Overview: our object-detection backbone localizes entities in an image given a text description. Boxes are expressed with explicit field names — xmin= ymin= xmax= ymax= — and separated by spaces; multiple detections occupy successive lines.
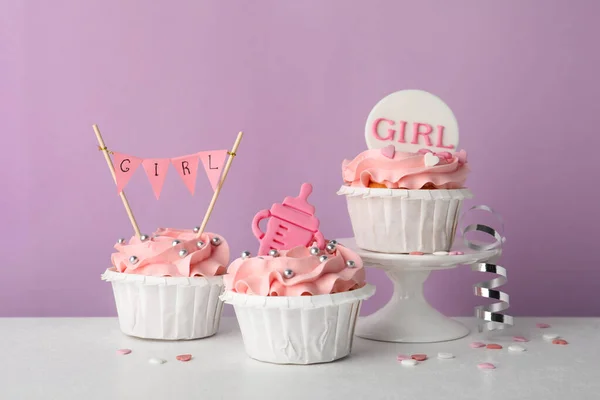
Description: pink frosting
xmin=342 ymin=148 xmax=469 ymax=189
xmin=224 ymin=244 xmax=365 ymax=296
xmin=111 ymin=228 xmax=229 ymax=277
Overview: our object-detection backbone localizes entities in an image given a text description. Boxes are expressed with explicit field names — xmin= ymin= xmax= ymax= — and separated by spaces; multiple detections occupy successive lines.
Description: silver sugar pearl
xmin=325 ymin=243 xmax=336 ymax=253
xmin=178 ymin=249 xmax=188 ymax=258
xmin=129 ymin=255 xmax=139 ymax=264
xmin=241 ymin=251 xmax=251 ymax=259
xmin=309 ymin=246 xmax=320 ymax=256
xmin=346 ymin=260 xmax=356 ymax=268
xmin=193 ymin=226 xmax=200 ymax=233
xmin=319 ymin=255 xmax=328 ymax=263
xmin=117 ymin=238 xmax=126 ymax=245
xmin=140 ymin=234 xmax=150 ymax=242
xmin=269 ymin=249 xmax=280 ymax=257
xmin=283 ymin=269 xmax=295 ymax=279
xmin=171 ymin=239 xmax=181 ymax=247
xmin=196 ymin=241 xmax=205 ymax=248
xmin=328 ymin=240 xmax=338 ymax=245
xmin=211 ymin=237 xmax=222 ymax=246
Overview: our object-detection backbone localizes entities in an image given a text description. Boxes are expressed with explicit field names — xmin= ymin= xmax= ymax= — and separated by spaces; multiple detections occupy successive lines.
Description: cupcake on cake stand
xmin=337 ymin=89 xmax=483 ymax=343
xmin=337 ymin=238 xmax=501 ymax=343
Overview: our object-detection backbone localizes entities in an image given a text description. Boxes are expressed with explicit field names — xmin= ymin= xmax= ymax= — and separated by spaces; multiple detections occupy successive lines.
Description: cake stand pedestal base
xmin=337 ymin=238 xmax=501 ymax=343
xmin=355 ymin=269 xmax=469 ymax=342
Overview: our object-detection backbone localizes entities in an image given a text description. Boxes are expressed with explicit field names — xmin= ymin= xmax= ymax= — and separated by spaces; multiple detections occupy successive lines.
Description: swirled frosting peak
xmin=111 ymin=228 xmax=229 ymax=277
xmin=342 ymin=148 xmax=469 ymax=189
xmin=224 ymin=244 xmax=365 ymax=296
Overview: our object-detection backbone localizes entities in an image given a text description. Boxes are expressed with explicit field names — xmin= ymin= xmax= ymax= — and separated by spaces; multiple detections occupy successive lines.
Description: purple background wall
xmin=2 ymin=1 xmax=598 ymax=317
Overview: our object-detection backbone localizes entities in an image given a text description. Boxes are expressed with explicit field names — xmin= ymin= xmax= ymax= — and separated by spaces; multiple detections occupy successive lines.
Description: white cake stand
xmin=337 ymin=237 xmax=501 ymax=343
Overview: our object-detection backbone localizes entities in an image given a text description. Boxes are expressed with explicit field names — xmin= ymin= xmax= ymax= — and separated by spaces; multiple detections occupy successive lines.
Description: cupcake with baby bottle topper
xmin=338 ymin=90 xmax=472 ymax=253
xmin=94 ymin=124 xmax=243 ymax=340
xmin=222 ymin=183 xmax=375 ymax=364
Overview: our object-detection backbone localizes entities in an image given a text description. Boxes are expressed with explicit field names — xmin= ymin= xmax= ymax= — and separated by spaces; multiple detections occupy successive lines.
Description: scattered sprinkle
xmin=470 ymin=342 xmax=486 ymax=348
xmin=536 ymin=323 xmax=551 ymax=329
xmin=409 ymin=251 xmax=425 ymax=256
xmin=116 ymin=349 xmax=132 ymax=355
xmin=437 ymin=352 xmax=455 ymax=359
xmin=543 ymin=333 xmax=559 ymax=341
xmin=433 ymin=251 xmax=449 ymax=256
xmin=478 ymin=362 xmax=496 ymax=370
xmin=552 ymin=339 xmax=568 ymax=345
xmin=148 ymin=358 xmax=166 ymax=365
xmin=486 ymin=344 xmax=503 ymax=350
xmin=513 ymin=336 xmax=529 ymax=342
xmin=449 ymin=251 xmax=464 ymax=255
xmin=401 ymin=359 xmax=418 ymax=367
xmin=508 ymin=345 xmax=527 ymax=352
xmin=176 ymin=354 xmax=192 ymax=362
xmin=397 ymin=354 xmax=411 ymax=361
xmin=411 ymin=354 xmax=428 ymax=361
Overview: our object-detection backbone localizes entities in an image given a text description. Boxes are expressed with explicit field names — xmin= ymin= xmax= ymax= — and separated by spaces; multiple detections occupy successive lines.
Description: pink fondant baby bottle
xmin=252 ymin=183 xmax=325 ymax=255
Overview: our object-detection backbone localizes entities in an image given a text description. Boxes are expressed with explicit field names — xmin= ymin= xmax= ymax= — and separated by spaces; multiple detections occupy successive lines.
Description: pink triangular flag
xmin=112 ymin=152 xmax=142 ymax=193
xmin=198 ymin=150 xmax=227 ymax=191
xmin=171 ymin=154 xmax=200 ymax=195
xmin=142 ymin=159 xmax=170 ymax=199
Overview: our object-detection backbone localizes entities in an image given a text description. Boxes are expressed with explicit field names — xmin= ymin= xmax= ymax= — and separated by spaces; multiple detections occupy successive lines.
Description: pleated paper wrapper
xmin=220 ymin=284 xmax=375 ymax=364
xmin=102 ymin=268 xmax=225 ymax=340
xmin=338 ymin=186 xmax=473 ymax=253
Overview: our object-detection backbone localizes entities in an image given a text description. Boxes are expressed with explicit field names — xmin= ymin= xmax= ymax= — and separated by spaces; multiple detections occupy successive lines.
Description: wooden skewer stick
xmin=196 ymin=131 xmax=244 ymax=238
xmin=92 ymin=124 xmax=142 ymax=238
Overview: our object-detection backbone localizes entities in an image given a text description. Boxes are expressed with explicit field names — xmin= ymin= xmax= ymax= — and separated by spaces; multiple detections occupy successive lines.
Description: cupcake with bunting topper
xmin=221 ymin=183 xmax=375 ymax=364
xmin=95 ymin=124 xmax=244 ymax=340
xmin=338 ymin=90 xmax=472 ymax=253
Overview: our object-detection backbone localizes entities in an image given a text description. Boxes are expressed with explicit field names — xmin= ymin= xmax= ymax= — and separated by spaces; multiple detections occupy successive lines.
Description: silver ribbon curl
xmin=461 ymin=205 xmax=513 ymax=332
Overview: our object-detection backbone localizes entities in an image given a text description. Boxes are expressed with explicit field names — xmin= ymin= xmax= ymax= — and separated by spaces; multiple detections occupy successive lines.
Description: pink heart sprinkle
xmin=116 ymin=349 xmax=131 ymax=355
xmin=176 ymin=354 xmax=192 ymax=362
xmin=478 ymin=362 xmax=496 ymax=370
xmin=409 ymin=251 xmax=425 ymax=255
xmin=536 ymin=323 xmax=551 ymax=329
xmin=449 ymin=251 xmax=464 ymax=255
xmin=457 ymin=149 xmax=468 ymax=164
xmin=486 ymin=344 xmax=503 ymax=350
xmin=381 ymin=145 xmax=396 ymax=159
xmin=417 ymin=148 xmax=433 ymax=154
xmin=513 ymin=336 xmax=529 ymax=342
xmin=411 ymin=354 xmax=428 ymax=361
xmin=470 ymin=342 xmax=486 ymax=348
xmin=552 ymin=339 xmax=568 ymax=345
xmin=436 ymin=151 xmax=452 ymax=160
xmin=397 ymin=354 xmax=411 ymax=361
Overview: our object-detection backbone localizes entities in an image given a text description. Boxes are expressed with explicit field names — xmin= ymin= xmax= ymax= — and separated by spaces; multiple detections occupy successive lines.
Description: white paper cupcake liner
xmin=220 ymin=284 xmax=375 ymax=364
xmin=337 ymin=186 xmax=472 ymax=253
xmin=102 ymin=268 xmax=225 ymax=340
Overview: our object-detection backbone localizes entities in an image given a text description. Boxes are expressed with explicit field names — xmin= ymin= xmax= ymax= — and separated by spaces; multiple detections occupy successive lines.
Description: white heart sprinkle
xmin=433 ymin=251 xmax=449 ymax=256
xmin=508 ymin=345 xmax=526 ymax=352
xmin=401 ymin=359 xmax=418 ymax=366
xmin=543 ymin=333 xmax=559 ymax=341
xmin=437 ymin=352 xmax=455 ymax=359
xmin=424 ymin=152 xmax=440 ymax=167
xmin=148 ymin=358 xmax=166 ymax=365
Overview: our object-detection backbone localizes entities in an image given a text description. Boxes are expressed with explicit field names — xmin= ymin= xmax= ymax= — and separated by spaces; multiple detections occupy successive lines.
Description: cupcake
xmin=102 ymin=228 xmax=229 ymax=340
xmin=221 ymin=242 xmax=375 ymax=364
xmin=338 ymin=146 xmax=472 ymax=253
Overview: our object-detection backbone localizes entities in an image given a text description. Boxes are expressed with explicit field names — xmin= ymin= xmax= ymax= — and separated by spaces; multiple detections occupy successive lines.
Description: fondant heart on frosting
xmin=456 ymin=149 xmax=468 ymax=164
xmin=424 ymin=152 xmax=440 ymax=167
xmin=381 ymin=145 xmax=395 ymax=159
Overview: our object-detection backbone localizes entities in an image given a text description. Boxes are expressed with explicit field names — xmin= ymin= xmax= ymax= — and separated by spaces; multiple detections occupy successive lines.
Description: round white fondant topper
xmin=364 ymin=90 xmax=459 ymax=153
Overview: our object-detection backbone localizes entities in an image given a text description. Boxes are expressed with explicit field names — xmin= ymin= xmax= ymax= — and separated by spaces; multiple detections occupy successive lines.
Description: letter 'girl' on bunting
xmin=110 ymin=149 xmax=228 ymax=198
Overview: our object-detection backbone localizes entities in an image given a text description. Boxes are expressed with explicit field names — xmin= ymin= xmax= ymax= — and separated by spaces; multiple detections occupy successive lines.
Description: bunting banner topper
xmin=111 ymin=149 xmax=228 ymax=199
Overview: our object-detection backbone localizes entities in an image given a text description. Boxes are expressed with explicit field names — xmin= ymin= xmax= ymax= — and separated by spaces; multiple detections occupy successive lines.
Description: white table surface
xmin=1 ymin=317 xmax=598 ymax=400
